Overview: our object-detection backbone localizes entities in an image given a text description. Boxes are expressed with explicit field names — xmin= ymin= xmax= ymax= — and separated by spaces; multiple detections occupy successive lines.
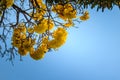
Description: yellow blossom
xmin=17 ymin=23 xmax=26 ymax=33
xmin=27 ymin=27 xmax=34 ymax=33
xmin=42 ymin=36 xmax=48 ymax=44
xmin=12 ymin=23 xmax=27 ymax=49
xmin=64 ymin=3 xmax=73 ymax=11
xmin=34 ymin=19 xmax=54 ymax=34
xmin=52 ymin=4 xmax=64 ymax=13
xmin=80 ymin=11 xmax=90 ymax=21
xmin=12 ymin=39 xmax=21 ymax=48
xmin=0 ymin=0 xmax=14 ymax=9
xmin=34 ymin=23 xmax=47 ymax=34
xmin=63 ymin=3 xmax=77 ymax=19
xmin=48 ymin=39 xmax=66 ymax=49
xmin=22 ymin=38 xmax=35 ymax=52
xmin=58 ymin=14 xmax=68 ymax=20
xmin=18 ymin=46 xmax=28 ymax=56
xmin=41 ymin=3 xmax=46 ymax=9
xmin=6 ymin=0 xmax=14 ymax=8
xmin=48 ymin=27 xmax=68 ymax=49
xmin=12 ymin=28 xmax=26 ymax=48
xmin=30 ymin=45 xmax=48 ymax=60
xmin=31 ymin=0 xmax=42 ymax=7
xmin=52 ymin=27 xmax=68 ymax=39
xmin=32 ymin=12 xmax=43 ymax=21
xmin=41 ymin=44 xmax=48 ymax=52
xmin=47 ymin=19 xmax=54 ymax=30
xmin=52 ymin=3 xmax=76 ymax=20
xmin=31 ymin=8 xmax=46 ymax=21
xmin=64 ymin=19 xmax=73 ymax=28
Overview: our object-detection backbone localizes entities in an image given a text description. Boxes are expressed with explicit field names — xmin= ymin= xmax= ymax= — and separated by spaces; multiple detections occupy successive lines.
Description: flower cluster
xmin=64 ymin=19 xmax=73 ymax=28
xmin=52 ymin=3 xmax=77 ymax=20
xmin=80 ymin=11 xmax=90 ymax=21
xmin=30 ymin=44 xmax=48 ymax=60
xmin=30 ymin=36 xmax=49 ymax=60
xmin=30 ymin=0 xmax=46 ymax=21
xmin=32 ymin=9 xmax=46 ymax=21
xmin=12 ymin=23 xmax=67 ymax=60
xmin=34 ymin=19 xmax=54 ymax=34
xmin=0 ymin=0 xmax=14 ymax=9
xmin=31 ymin=0 xmax=46 ymax=8
xmin=10 ymin=1 xmax=90 ymax=60
xmin=12 ymin=23 xmax=35 ymax=56
xmin=0 ymin=0 xmax=14 ymax=16
xmin=48 ymin=27 xmax=68 ymax=49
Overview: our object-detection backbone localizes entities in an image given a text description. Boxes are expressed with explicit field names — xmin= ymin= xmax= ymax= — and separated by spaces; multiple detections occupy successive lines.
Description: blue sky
xmin=0 ymin=6 xmax=120 ymax=80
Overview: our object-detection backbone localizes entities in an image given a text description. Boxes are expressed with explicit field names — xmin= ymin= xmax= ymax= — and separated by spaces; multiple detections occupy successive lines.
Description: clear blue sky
xmin=0 ymin=6 xmax=120 ymax=80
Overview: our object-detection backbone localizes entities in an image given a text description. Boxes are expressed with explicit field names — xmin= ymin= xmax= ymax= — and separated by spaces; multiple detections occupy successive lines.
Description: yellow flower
xmin=30 ymin=45 xmax=47 ymax=60
xmin=63 ymin=3 xmax=76 ymax=19
xmin=6 ymin=0 xmax=14 ymax=8
xmin=30 ymin=0 xmax=46 ymax=10
xmin=32 ymin=12 xmax=43 ymax=21
xmin=34 ymin=23 xmax=47 ymax=34
xmin=64 ymin=19 xmax=73 ymax=28
xmin=27 ymin=27 xmax=34 ymax=33
xmin=34 ymin=19 xmax=54 ymax=34
xmin=31 ymin=8 xmax=46 ymax=21
xmin=80 ymin=11 xmax=90 ymax=21
xmin=47 ymin=19 xmax=54 ymax=30
xmin=42 ymin=36 xmax=48 ymax=44
xmin=58 ymin=14 xmax=68 ymax=20
xmin=41 ymin=3 xmax=46 ymax=9
xmin=41 ymin=44 xmax=48 ymax=53
xmin=12 ymin=39 xmax=21 ymax=48
xmin=12 ymin=23 xmax=27 ymax=48
xmin=31 ymin=0 xmax=42 ymax=7
xmin=12 ymin=33 xmax=20 ymax=40
xmin=20 ymin=34 xmax=26 ymax=39
xmin=12 ymin=32 xmax=26 ymax=48
xmin=22 ymin=38 xmax=35 ymax=52
xmin=29 ymin=47 xmax=34 ymax=53
xmin=52 ymin=4 xmax=64 ymax=13
xmin=63 ymin=9 xmax=76 ymax=19
xmin=53 ymin=3 xmax=76 ymax=20
xmin=48 ymin=39 xmax=66 ymax=49
xmin=13 ymin=28 xmax=21 ymax=34
xmin=17 ymin=23 xmax=26 ymax=33
xmin=52 ymin=27 xmax=68 ymax=39
xmin=48 ymin=27 xmax=68 ymax=49
xmin=48 ymin=40 xmax=58 ymax=49
xmin=0 ymin=0 xmax=14 ymax=9
xmin=64 ymin=3 xmax=73 ymax=10
xmin=68 ymin=10 xmax=77 ymax=19
xmin=18 ymin=46 xmax=28 ymax=56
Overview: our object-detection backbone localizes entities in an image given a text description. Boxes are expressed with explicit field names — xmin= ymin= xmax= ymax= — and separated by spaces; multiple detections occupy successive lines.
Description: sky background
xmin=0 ymin=6 xmax=120 ymax=80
